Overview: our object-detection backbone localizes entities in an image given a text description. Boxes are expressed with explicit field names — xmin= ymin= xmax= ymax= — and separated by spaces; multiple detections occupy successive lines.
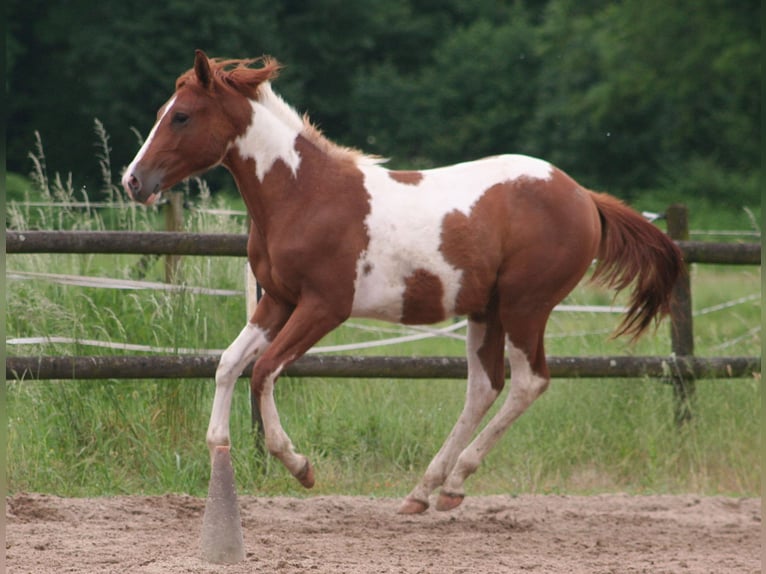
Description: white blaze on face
xmin=233 ymin=99 xmax=302 ymax=182
xmin=122 ymin=96 xmax=177 ymax=190
xmin=350 ymin=154 xmax=553 ymax=322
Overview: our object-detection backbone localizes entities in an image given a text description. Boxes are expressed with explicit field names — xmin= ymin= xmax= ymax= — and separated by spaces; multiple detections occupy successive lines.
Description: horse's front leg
xmin=206 ymin=294 xmax=292 ymax=462
xmin=249 ymin=296 xmax=345 ymax=488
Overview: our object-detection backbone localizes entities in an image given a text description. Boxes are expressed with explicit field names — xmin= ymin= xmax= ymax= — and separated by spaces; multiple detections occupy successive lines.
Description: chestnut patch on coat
xmin=228 ymin=135 xmax=372 ymax=311
xmin=439 ymin=183 xmax=511 ymax=316
xmin=401 ymin=269 xmax=445 ymax=324
xmin=389 ymin=171 xmax=424 ymax=186
xmin=470 ymin=306 xmax=507 ymax=392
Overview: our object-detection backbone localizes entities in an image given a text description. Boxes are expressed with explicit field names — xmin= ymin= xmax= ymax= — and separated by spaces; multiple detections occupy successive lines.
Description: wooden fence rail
xmin=5 ymin=230 xmax=761 ymax=264
xmin=6 ymin=354 xmax=760 ymax=382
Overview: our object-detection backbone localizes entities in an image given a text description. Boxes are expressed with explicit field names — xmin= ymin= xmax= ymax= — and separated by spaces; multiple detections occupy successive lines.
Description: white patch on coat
xmin=233 ymin=93 xmax=302 ymax=182
xmin=350 ymin=154 xmax=553 ymax=322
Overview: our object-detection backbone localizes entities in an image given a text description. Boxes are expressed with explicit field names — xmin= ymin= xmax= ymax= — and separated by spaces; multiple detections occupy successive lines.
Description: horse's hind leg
xmin=399 ymin=316 xmax=505 ymax=514
xmin=436 ymin=320 xmax=550 ymax=512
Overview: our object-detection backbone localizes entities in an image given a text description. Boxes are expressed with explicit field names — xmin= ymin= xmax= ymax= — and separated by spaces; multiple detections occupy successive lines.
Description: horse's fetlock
xmin=264 ymin=434 xmax=288 ymax=458
xmin=455 ymin=453 xmax=481 ymax=478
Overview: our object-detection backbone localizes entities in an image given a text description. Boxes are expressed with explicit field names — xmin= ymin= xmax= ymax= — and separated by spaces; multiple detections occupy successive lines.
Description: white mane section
xmin=256 ymin=83 xmax=306 ymax=133
xmin=256 ymin=82 xmax=385 ymax=167
xmin=351 ymin=155 xmax=554 ymax=321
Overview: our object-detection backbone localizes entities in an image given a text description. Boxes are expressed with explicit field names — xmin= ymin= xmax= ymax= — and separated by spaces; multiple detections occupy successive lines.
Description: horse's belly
xmin=349 ymin=255 xmax=462 ymax=324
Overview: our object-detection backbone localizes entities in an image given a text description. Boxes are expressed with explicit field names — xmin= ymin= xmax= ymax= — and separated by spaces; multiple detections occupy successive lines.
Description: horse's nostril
xmin=128 ymin=174 xmax=141 ymax=193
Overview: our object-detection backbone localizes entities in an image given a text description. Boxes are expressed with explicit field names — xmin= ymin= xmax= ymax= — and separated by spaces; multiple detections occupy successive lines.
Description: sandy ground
xmin=5 ymin=492 xmax=761 ymax=573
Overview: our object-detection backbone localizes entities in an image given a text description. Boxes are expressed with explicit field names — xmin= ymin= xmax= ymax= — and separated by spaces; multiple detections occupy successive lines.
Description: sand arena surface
xmin=6 ymin=492 xmax=761 ymax=573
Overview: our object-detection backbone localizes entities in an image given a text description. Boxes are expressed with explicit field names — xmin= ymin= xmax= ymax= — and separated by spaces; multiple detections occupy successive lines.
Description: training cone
xmin=200 ymin=446 xmax=246 ymax=564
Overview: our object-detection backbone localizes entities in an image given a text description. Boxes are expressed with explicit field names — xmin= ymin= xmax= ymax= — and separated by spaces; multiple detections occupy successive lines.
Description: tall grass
xmin=5 ymin=127 xmax=761 ymax=498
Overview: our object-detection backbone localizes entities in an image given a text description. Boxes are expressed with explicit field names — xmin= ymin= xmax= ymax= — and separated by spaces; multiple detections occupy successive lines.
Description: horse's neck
xmin=224 ymin=112 xmax=331 ymax=232
xmin=224 ymin=87 xmax=374 ymax=238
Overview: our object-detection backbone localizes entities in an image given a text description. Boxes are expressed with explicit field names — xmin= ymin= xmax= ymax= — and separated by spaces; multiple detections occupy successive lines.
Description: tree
xmin=7 ymin=0 xmax=760 ymax=206
xmin=7 ymin=0 xmax=282 ymax=196
xmin=529 ymin=0 xmax=760 ymax=202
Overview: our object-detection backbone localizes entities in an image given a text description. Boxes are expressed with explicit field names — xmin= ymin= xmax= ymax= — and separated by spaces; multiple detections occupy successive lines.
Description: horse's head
xmin=122 ymin=50 xmax=281 ymax=204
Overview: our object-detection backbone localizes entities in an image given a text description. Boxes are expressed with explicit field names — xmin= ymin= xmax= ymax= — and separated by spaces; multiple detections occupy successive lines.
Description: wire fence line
xmin=5 ymin=290 xmax=759 ymax=354
xmin=9 ymin=200 xmax=760 ymax=237
xmin=6 ymin=270 xmax=242 ymax=296
xmin=5 ymin=269 xmax=632 ymax=309
xmin=7 ymin=268 xmax=758 ymax=314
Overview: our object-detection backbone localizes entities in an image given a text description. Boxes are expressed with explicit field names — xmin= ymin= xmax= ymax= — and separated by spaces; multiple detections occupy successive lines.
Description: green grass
xmin=7 ymin=363 xmax=760 ymax=498
xmin=5 ymin=142 xmax=761 ymax=499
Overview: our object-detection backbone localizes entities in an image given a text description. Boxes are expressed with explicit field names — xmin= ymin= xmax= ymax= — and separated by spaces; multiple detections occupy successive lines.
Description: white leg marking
xmin=259 ymin=365 xmax=308 ymax=477
xmin=441 ymin=340 xmax=549 ymax=499
xmin=206 ymin=323 xmax=270 ymax=457
xmin=404 ymin=321 xmax=502 ymax=507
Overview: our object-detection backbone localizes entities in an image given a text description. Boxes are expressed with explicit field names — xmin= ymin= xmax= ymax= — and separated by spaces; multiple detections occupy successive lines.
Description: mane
xmin=177 ymin=56 xmax=384 ymax=166
xmin=176 ymin=56 xmax=282 ymax=97
xmin=257 ymin=83 xmax=385 ymax=166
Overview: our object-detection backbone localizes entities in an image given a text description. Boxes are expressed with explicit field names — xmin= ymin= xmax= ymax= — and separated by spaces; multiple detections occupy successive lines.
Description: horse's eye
xmin=172 ymin=112 xmax=190 ymax=126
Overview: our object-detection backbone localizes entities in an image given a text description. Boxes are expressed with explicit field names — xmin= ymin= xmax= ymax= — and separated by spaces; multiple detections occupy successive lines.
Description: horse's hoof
xmin=435 ymin=491 xmax=465 ymax=512
xmin=397 ymin=497 xmax=429 ymax=515
xmin=296 ymin=458 xmax=315 ymax=489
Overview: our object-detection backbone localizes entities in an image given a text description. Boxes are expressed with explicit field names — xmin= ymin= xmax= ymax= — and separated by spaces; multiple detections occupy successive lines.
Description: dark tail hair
xmin=588 ymin=191 xmax=685 ymax=340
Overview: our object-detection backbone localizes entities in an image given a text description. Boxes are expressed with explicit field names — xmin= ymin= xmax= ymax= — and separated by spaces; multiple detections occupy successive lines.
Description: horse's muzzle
xmin=122 ymin=171 xmax=162 ymax=205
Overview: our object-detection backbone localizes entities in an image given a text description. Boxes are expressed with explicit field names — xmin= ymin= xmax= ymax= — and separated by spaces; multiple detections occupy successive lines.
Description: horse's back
xmin=349 ymin=155 xmax=601 ymax=323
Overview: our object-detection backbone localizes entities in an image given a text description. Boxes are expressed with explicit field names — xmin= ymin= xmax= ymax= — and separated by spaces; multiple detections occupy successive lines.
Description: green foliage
xmin=7 ymin=0 xmax=760 ymax=205
xmin=7 ymin=0 xmax=283 ymax=197
xmin=526 ymin=0 xmax=761 ymax=197
xmin=4 ymin=173 xmax=35 ymax=203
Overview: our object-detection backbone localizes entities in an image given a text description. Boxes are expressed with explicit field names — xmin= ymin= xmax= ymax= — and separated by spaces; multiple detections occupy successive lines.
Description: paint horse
xmin=122 ymin=51 xmax=683 ymax=514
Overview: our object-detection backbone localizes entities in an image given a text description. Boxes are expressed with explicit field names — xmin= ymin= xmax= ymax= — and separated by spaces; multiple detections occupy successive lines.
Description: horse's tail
xmin=588 ymin=191 xmax=685 ymax=340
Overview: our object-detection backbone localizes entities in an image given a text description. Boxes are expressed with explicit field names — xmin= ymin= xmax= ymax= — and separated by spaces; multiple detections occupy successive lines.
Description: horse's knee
xmin=216 ymin=342 xmax=252 ymax=386
xmin=216 ymin=323 xmax=269 ymax=386
xmin=214 ymin=361 xmax=236 ymax=388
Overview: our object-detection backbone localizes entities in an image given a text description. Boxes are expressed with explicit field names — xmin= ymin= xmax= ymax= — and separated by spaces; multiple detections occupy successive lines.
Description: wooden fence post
xmin=666 ymin=204 xmax=695 ymax=425
xmin=164 ymin=192 xmax=185 ymax=283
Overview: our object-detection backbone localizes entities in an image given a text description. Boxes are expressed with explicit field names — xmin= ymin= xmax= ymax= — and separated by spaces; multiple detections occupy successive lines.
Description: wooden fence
xmin=5 ymin=204 xmax=762 ymax=422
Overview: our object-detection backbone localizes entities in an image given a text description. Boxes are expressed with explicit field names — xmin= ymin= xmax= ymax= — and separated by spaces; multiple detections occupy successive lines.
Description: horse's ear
xmin=194 ymin=49 xmax=213 ymax=89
